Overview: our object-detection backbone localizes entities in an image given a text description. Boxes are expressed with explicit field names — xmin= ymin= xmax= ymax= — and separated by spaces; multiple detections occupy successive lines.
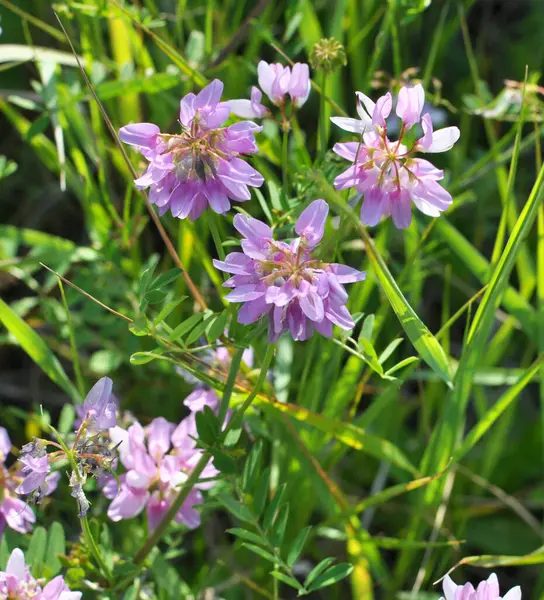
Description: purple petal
xmin=204 ymin=181 xmax=230 ymax=214
xmin=179 ymin=93 xmax=196 ymax=127
xmin=396 ymin=84 xmax=425 ymax=128
xmin=148 ymin=417 xmax=174 ymax=461
xmin=0 ymin=427 xmax=11 ymax=462
xmin=325 ymin=304 xmax=354 ymax=330
xmin=315 ymin=317 xmax=333 ymax=338
xmin=225 ymin=285 xmax=266 ymax=302
xmin=372 ymin=92 xmax=392 ymax=127
xmin=108 ymin=485 xmax=149 ymax=521
xmin=1 ymin=497 xmax=35 ymax=533
xmin=194 ymin=79 xmax=224 ymax=111
xmin=147 ymin=493 xmax=169 ymax=532
xmin=289 ymin=63 xmax=311 ymax=107
xmin=233 ymin=212 xmax=272 ymax=240
xmin=16 ymin=471 xmax=47 ymax=495
xmin=265 ymin=282 xmax=297 ymax=307
xmin=390 ymin=189 xmax=412 ymax=229
xmin=119 ymin=123 xmax=160 ymax=148
xmin=213 ymin=252 xmax=254 ymax=275
xmin=329 ymin=264 xmax=366 ymax=284
xmin=238 ymin=296 xmax=270 ymax=324
xmin=295 ymin=199 xmax=329 ymax=249
xmin=184 ymin=389 xmax=219 ymax=413
xmin=360 ymin=187 xmax=387 ymax=226
xmin=333 ymin=142 xmax=361 ymax=161
xmin=257 ymin=61 xmax=275 ymax=97
xmin=174 ymin=488 xmax=203 ymax=529
xmin=299 ymin=290 xmax=325 ymax=322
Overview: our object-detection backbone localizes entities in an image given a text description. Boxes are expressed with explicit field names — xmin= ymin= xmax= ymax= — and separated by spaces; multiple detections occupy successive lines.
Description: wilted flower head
xmin=214 ymin=200 xmax=365 ymax=342
xmin=309 ymin=38 xmax=347 ymax=73
xmin=332 ymin=84 xmax=460 ymax=228
xmin=104 ymin=416 xmax=217 ymax=531
xmin=257 ymin=61 xmax=311 ymax=108
xmin=15 ymin=440 xmax=59 ymax=505
xmin=119 ymin=79 xmax=264 ymax=221
xmin=0 ymin=548 xmax=81 ymax=600
xmin=440 ymin=573 xmax=521 ymax=600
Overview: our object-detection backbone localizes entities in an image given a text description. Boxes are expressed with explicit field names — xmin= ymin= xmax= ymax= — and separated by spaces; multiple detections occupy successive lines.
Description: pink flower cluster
xmin=0 ymin=548 xmax=81 ymax=600
xmin=214 ymin=200 xmax=365 ymax=342
xmin=440 ymin=573 xmax=521 ymax=600
xmin=0 ymin=428 xmax=58 ymax=536
xmin=332 ymin=84 xmax=460 ymax=228
xmin=120 ymin=79 xmax=264 ymax=221
xmin=104 ymin=412 xmax=217 ymax=531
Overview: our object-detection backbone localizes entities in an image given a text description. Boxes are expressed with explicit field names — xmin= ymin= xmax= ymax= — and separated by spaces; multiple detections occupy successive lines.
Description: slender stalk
xmin=225 ymin=344 xmax=275 ymax=432
xmin=209 ymin=211 xmax=226 ymax=262
xmin=56 ymin=278 xmax=85 ymax=398
xmin=282 ymin=128 xmax=289 ymax=196
xmin=318 ymin=71 xmax=328 ymax=161
xmin=218 ymin=347 xmax=244 ymax=424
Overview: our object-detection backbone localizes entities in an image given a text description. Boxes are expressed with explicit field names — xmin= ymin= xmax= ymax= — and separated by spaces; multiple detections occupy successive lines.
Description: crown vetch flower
xmin=119 ymin=79 xmax=264 ymax=221
xmin=225 ymin=86 xmax=270 ymax=119
xmin=105 ymin=416 xmax=217 ymax=531
xmin=440 ymin=573 xmax=521 ymax=600
xmin=214 ymin=200 xmax=365 ymax=342
xmin=257 ymin=61 xmax=311 ymax=108
xmin=332 ymin=84 xmax=460 ymax=229
xmin=0 ymin=548 xmax=81 ymax=600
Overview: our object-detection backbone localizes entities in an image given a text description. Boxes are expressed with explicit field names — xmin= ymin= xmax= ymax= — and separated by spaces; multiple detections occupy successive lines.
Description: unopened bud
xmin=309 ymin=38 xmax=347 ymax=74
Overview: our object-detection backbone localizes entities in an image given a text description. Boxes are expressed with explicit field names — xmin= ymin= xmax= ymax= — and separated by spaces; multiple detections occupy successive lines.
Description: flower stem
xmin=81 ymin=515 xmax=113 ymax=583
xmin=218 ymin=346 xmax=244 ymax=424
xmin=318 ymin=71 xmax=328 ymax=161
xmin=209 ymin=211 xmax=226 ymax=262
xmin=282 ymin=128 xmax=289 ymax=196
xmin=224 ymin=343 xmax=275 ymax=433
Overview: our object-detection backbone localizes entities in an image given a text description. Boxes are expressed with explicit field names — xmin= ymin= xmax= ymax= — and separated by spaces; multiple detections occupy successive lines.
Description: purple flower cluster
xmin=440 ymin=573 xmax=521 ymax=600
xmin=119 ymin=79 xmax=264 ymax=220
xmin=332 ymin=84 xmax=460 ymax=228
xmin=104 ymin=411 xmax=216 ymax=531
xmin=214 ymin=200 xmax=365 ymax=342
xmin=0 ymin=548 xmax=81 ymax=600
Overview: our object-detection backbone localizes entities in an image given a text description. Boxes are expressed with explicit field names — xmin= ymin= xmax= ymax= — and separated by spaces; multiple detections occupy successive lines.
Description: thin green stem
xmin=218 ymin=347 xmax=244 ymax=424
xmin=225 ymin=344 xmax=275 ymax=433
xmin=57 ymin=278 xmax=85 ymax=398
xmin=318 ymin=71 xmax=328 ymax=161
xmin=209 ymin=211 xmax=226 ymax=262
xmin=282 ymin=128 xmax=289 ymax=196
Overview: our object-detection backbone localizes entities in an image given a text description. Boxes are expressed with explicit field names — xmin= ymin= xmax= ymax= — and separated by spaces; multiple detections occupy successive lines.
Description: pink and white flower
xmin=332 ymin=84 xmax=460 ymax=229
xmin=257 ymin=61 xmax=311 ymax=108
xmin=214 ymin=200 xmax=365 ymax=342
xmin=120 ymin=79 xmax=264 ymax=221
xmin=105 ymin=416 xmax=217 ymax=531
xmin=440 ymin=573 xmax=521 ymax=600
xmin=0 ymin=548 xmax=81 ymax=600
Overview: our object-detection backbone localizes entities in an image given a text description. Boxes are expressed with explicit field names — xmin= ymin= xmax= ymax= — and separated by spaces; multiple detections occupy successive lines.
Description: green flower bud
xmin=309 ymin=38 xmax=347 ymax=74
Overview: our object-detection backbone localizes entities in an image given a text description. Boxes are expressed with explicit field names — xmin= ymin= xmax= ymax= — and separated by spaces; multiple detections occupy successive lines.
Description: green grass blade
xmin=0 ymin=297 xmax=81 ymax=402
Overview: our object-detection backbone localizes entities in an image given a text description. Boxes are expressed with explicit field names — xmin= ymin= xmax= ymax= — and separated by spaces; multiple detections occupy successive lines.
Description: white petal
xmin=443 ymin=575 xmax=458 ymax=600
xmin=427 ymin=126 xmax=460 ymax=153
xmin=503 ymin=587 xmax=522 ymax=600
xmin=6 ymin=548 xmax=26 ymax=579
xmin=330 ymin=117 xmax=366 ymax=134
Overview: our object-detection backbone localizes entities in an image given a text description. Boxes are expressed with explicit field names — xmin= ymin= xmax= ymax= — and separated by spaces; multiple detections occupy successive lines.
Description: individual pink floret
xmin=257 ymin=61 xmax=311 ymax=108
xmin=440 ymin=573 xmax=521 ymax=600
xmin=119 ymin=79 xmax=264 ymax=221
xmin=332 ymin=84 xmax=460 ymax=229
xmin=214 ymin=200 xmax=365 ymax=342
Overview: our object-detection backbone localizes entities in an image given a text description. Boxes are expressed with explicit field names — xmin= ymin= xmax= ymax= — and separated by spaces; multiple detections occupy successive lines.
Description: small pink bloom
xmin=214 ymin=200 xmax=365 ymax=342
xmin=332 ymin=85 xmax=460 ymax=229
xmin=226 ymin=86 xmax=270 ymax=119
xmin=257 ymin=60 xmax=311 ymax=108
xmin=120 ymin=79 xmax=264 ymax=221
xmin=82 ymin=377 xmax=116 ymax=432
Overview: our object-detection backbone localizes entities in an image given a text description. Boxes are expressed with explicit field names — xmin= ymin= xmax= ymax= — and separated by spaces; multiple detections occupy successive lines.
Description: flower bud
xmin=309 ymin=38 xmax=347 ymax=74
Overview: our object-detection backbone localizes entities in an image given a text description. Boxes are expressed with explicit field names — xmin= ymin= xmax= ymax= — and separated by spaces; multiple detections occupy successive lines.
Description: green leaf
xmin=195 ymin=406 xmax=220 ymax=445
xmin=270 ymin=570 xmax=303 ymax=590
xmin=263 ymin=484 xmax=287 ymax=531
xmin=217 ymin=494 xmax=254 ymax=523
xmin=129 ymin=351 xmax=163 ymax=365
xmin=304 ymin=557 xmax=336 ymax=588
xmin=241 ymin=543 xmax=278 ymax=564
xmin=138 ymin=257 xmax=159 ymax=296
xmin=287 ymin=526 xmax=312 ymax=567
xmin=185 ymin=312 xmax=216 ymax=346
xmin=27 ymin=527 xmax=47 ymax=577
xmin=378 ymin=338 xmax=404 ymax=364
xmin=206 ymin=311 xmax=228 ymax=343
xmin=0 ymin=298 xmax=80 ymax=402
xmin=223 ymin=427 xmax=243 ymax=448
xmin=252 ymin=467 xmax=271 ymax=517
xmin=168 ymin=313 xmax=205 ymax=342
xmin=144 ymin=289 xmax=167 ymax=304
xmin=227 ymin=528 xmax=266 ymax=546
xmin=358 ymin=338 xmax=384 ymax=375
xmin=307 ymin=563 xmax=354 ymax=592
xmin=212 ymin=450 xmax=237 ymax=474
xmin=129 ymin=316 xmax=149 ymax=337
xmin=89 ymin=349 xmax=122 ymax=375
xmin=270 ymin=503 xmax=289 ymax=547
xmin=57 ymin=403 xmax=76 ymax=435
xmin=153 ymin=297 xmax=187 ymax=326
xmin=242 ymin=440 xmax=263 ymax=493
xmin=150 ymin=268 xmax=182 ymax=290
xmin=359 ymin=314 xmax=375 ymax=342
xmin=45 ymin=522 xmax=65 ymax=576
